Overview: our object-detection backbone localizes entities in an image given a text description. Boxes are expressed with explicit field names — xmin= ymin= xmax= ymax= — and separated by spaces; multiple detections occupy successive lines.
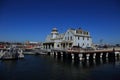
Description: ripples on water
xmin=0 ymin=55 xmax=120 ymax=80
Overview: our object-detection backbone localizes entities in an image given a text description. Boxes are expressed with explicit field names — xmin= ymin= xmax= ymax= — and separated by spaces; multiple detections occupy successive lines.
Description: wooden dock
xmin=46 ymin=48 xmax=120 ymax=62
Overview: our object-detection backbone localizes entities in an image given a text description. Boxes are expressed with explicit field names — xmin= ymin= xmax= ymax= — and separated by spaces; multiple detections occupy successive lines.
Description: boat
xmin=0 ymin=48 xmax=24 ymax=60
xmin=23 ymin=48 xmax=35 ymax=54
xmin=34 ymin=49 xmax=47 ymax=55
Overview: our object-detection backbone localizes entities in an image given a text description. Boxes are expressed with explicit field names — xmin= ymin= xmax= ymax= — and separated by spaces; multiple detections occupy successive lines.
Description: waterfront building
xmin=43 ymin=28 xmax=92 ymax=50
xmin=24 ymin=41 xmax=41 ymax=49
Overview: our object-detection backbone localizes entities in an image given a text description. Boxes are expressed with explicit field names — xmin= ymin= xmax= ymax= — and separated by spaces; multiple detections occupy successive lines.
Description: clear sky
xmin=0 ymin=0 xmax=120 ymax=44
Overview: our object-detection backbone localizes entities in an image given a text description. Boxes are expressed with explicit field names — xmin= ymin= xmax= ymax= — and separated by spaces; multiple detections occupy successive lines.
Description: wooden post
xmin=71 ymin=53 xmax=74 ymax=60
xmin=61 ymin=52 xmax=63 ymax=56
xmin=51 ymin=51 xmax=54 ymax=56
xmin=86 ymin=54 xmax=90 ymax=60
xmin=93 ymin=53 xmax=96 ymax=59
xmin=106 ymin=53 xmax=108 ymax=58
xmin=78 ymin=54 xmax=83 ymax=61
xmin=100 ymin=53 xmax=103 ymax=59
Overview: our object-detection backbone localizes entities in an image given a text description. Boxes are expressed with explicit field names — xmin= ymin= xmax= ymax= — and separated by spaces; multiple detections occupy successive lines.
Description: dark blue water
xmin=0 ymin=55 xmax=120 ymax=80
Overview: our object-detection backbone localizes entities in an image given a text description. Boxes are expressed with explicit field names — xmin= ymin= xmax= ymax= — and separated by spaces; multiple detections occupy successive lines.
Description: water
xmin=0 ymin=55 xmax=120 ymax=80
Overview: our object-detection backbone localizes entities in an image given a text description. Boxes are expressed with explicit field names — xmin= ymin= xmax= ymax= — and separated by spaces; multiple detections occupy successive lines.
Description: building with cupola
xmin=43 ymin=27 xmax=92 ymax=50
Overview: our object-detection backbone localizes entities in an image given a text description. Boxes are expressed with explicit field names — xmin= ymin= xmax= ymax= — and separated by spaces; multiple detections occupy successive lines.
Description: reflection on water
xmin=0 ymin=55 xmax=120 ymax=80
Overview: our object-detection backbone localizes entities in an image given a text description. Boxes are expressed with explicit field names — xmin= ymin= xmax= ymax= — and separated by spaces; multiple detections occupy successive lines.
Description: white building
xmin=43 ymin=28 xmax=92 ymax=50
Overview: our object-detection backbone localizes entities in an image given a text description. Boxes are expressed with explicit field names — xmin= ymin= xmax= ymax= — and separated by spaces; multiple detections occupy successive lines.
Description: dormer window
xmin=70 ymin=36 xmax=72 ymax=40
xmin=68 ymin=37 xmax=69 ymax=40
xmin=76 ymin=30 xmax=82 ymax=34
xmin=83 ymin=31 xmax=86 ymax=35
xmin=86 ymin=32 xmax=88 ymax=35
xmin=78 ymin=37 xmax=79 ymax=40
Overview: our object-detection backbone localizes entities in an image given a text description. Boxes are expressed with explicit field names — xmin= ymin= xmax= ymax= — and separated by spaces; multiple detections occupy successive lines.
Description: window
xmin=83 ymin=32 xmax=86 ymax=35
xmin=68 ymin=37 xmax=69 ymax=40
xmin=78 ymin=43 xmax=80 ymax=47
xmin=76 ymin=30 xmax=82 ymax=34
xmin=78 ymin=37 xmax=79 ymax=40
xmin=86 ymin=32 xmax=88 ymax=35
xmin=70 ymin=36 xmax=72 ymax=40
xmin=83 ymin=37 xmax=84 ymax=40
xmin=87 ymin=43 xmax=89 ymax=46
xmin=65 ymin=37 xmax=66 ymax=40
xmin=83 ymin=43 xmax=84 ymax=46
xmin=87 ymin=37 xmax=89 ymax=40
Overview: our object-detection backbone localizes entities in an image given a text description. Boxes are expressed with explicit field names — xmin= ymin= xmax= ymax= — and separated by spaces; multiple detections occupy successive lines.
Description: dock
xmin=42 ymin=47 xmax=120 ymax=62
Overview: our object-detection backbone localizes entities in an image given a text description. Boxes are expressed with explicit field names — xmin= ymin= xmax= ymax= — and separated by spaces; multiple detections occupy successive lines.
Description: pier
xmin=45 ymin=48 xmax=120 ymax=62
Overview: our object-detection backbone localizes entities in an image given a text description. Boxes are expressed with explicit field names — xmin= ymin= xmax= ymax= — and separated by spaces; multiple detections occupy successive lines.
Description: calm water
xmin=0 ymin=55 xmax=120 ymax=80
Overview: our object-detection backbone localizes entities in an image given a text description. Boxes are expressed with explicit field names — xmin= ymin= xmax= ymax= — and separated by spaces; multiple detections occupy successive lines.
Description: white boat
xmin=0 ymin=48 xmax=24 ymax=60
xmin=34 ymin=49 xmax=47 ymax=55
xmin=23 ymin=49 xmax=35 ymax=55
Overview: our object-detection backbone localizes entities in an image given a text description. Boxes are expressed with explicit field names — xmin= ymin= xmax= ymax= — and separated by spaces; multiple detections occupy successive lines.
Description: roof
xmin=45 ymin=28 xmax=91 ymax=42
xmin=68 ymin=28 xmax=90 ymax=37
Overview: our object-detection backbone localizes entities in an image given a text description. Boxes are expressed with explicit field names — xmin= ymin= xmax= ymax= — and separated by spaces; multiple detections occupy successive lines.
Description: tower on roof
xmin=51 ymin=28 xmax=58 ymax=39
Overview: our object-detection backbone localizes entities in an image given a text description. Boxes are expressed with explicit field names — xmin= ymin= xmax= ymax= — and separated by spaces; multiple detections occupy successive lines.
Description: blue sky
xmin=0 ymin=0 xmax=120 ymax=44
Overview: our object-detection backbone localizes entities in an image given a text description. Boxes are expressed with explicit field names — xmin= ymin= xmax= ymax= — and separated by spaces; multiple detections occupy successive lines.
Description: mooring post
xmin=106 ymin=53 xmax=108 ymax=58
xmin=93 ymin=53 xmax=96 ymax=59
xmin=86 ymin=54 xmax=90 ymax=60
xmin=100 ymin=53 xmax=103 ymax=59
xmin=53 ymin=51 xmax=55 ymax=56
xmin=63 ymin=52 xmax=67 ymax=59
xmin=100 ymin=53 xmax=103 ymax=63
xmin=115 ymin=52 xmax=120 ymax=60
xmin=71 ymin=53 xmax=74 ymax=60
xmin=50 ymin=51 xmax=53 ymax=56
xmin=56 ymin=52 xmax=58 ymax=56
xmin=105 ymin=52 xmax=108 ymax=62
xmin=78 ymin=53 xmax=83 ymax=61
xmin=61 ymin=52 xmax=63 ymax=56
xmin=54 ymin=51 xmax=57 ymax=56
xmin=115 ymin=52 xmax=119 ymax=57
